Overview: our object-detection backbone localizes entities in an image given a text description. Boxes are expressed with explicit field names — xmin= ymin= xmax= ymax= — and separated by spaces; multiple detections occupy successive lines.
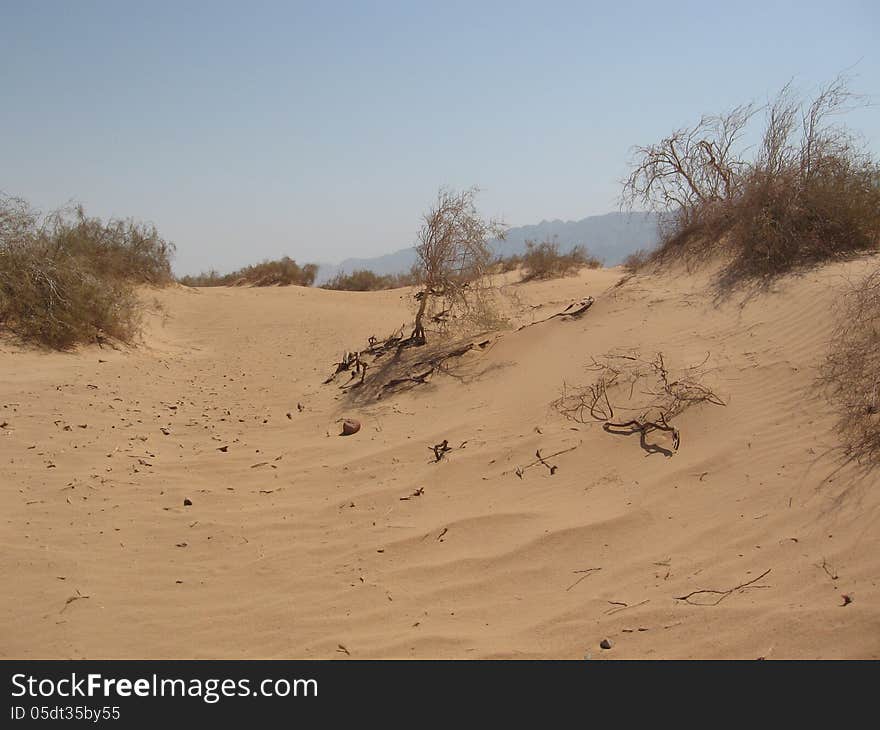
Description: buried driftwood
xmin=325 ymin=325 xmax=492 ymax=399
xmin=517 ymin=297 xmax=594 ymax=331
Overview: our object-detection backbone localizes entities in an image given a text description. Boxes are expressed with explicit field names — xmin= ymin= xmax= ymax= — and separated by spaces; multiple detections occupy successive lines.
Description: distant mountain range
xmin=315 ymin=211 xmax=661 ymax=284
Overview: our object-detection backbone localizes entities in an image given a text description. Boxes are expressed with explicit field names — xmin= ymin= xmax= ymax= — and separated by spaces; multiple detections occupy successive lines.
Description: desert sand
xmin=2 ymin=259 xmax=878 ymax=659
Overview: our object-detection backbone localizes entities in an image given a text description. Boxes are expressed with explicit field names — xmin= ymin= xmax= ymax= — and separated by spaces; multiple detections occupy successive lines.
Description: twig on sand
xmin=430 ymin=440 xmax=453 ymax=462
xmin=61 ymin=590 xmax=90 ymax=613
xmin=605 ymin=599 xmax=650 ymax=615
xmin=565 ymin=567 xmax=602 ymax=591
xmin=514 ymin=444 xmax=579 ymax=478
xmin=674 ymin=568 xmax=772 ymax=606
xmin=820 ymin=558 xmax=839 ymax=581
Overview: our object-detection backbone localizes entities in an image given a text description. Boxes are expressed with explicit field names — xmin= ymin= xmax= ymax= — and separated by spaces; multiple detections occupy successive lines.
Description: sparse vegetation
xmin=622 ymin=249 xmax=652 ymax=273
xmin=554 ymin=352 xmax=725 ymax=456
xmin=410 ymin=186 xmax=506 ymax=343
xmin=0 ymin=195 xmax=173 ymax=349
xmin=519 ymin=238 xmax=600 ymax=281
xmin=492 ymin=252 xmax=523 ymax=274
xmin=823 ymin=267 xmax=880 ymax=465
xmin=321 ymin=268 xmax=417 ymax=291
xmin=179 ymin=257 xmax=317 ymax=288
xmin=622 ymin=75 xmax=880 ymax=279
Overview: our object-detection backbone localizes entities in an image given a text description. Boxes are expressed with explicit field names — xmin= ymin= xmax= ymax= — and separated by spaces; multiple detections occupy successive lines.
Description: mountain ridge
xmin=315 ymin=211 xmax=660 ymax=284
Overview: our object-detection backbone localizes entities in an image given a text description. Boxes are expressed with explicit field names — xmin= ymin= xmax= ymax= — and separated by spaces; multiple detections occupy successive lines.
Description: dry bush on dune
xmin=622 ymin=75 xmax=880 ymax=279
xmin=46 ymin=205 xmax=175 ymax=285
xmin=622 ymin=249 xmax=652 ymax=273
xmin=179 ymin=257 xmax=318 ymax=288
xmin=519 ymin=238 xmax=601 ymax=282
xmin=321 ymin=268 xmax=418 ymax=291
xmin=0 ymin=195 xmax=172 ymax=349
xmin=409 ymin=186 xmax=506 ymax=344
xmin=324 ymin=186 xmax=508 ymax=397
xmin=823 ymin=267 xmax=880 ymax=466
xmin=492 ymin=252 xmax=523 ymax=274
xmin=554 ymin=352 xmax=725 ymax=456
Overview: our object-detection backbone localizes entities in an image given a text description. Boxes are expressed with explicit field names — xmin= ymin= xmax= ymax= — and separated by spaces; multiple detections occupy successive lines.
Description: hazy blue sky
xmin=3 ymin=1 xmax=878 ymax=274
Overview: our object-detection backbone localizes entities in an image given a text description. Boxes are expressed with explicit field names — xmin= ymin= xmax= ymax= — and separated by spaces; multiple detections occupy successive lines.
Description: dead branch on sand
xmin=514 ymin=444 xmax=580 ymax=478
xmin=517 ymin=297 xmax=594 ymax=331
xmin=565 ymin=566 xmax=602 ymax=591
xmin=553 ymin=351 xmax=725 ymax=455
xmin=431 ymin=440 xmax=453 ymax=462
xmin=324 ymin=324 xmax=493 ymax=399
xmin=674 ymin=568 xmax=772 ymax=606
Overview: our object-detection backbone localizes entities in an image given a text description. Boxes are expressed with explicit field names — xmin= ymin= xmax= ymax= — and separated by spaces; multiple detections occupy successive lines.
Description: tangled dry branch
xmin=553 ymin=352 xmax=725 ymax=455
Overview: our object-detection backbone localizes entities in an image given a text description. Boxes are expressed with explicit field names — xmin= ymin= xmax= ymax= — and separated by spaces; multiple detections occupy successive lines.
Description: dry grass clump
xmin=823 ymin=267 xmax=880 ymax=465
xmin=492 ymin=253 xmax=523 ymax=274
xmin=519 ymin=238 xmax=600 ymax=282
xmin=622 ymin=75 xmax=880 ymax=280
xmin=321 ymin=268 xmax=418 ymax=291
xmin=0 ymin=195 xmax=173 ymax=349
xmin=621 ymin=249 xmax=652 ymax=273
xmin=46 ymin=205 xmax=175 ymax=285
xmin=180 ymin=257 xmax=317 ymax=287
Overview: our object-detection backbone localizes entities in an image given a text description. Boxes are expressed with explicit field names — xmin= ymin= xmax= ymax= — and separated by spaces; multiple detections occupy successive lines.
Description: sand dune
xmin=2 ymin=260 xmax=878 ymax=659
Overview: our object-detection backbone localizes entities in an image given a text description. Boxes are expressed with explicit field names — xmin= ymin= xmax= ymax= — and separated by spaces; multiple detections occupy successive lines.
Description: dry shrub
xmin=322 ymin=268 xmax=417 ymax=291
xmin=0 ymin=195 xmax=171 ymax=349
xmin=622 ymin=249 xmax=652 ymax=273
xmin=492 ymin=253 xmax=523 ymax=274
xmin=0 ymin=240 xmax=141 ymax=349
xmin=823 ymin=267 xmax=880 ymax=465
xmin=410 ymin=186 xmax=505 ymax=343
xmin=622 ymin=75 xmax=880 ymax=280
xmin=180 ymin=257 xmax=317 ymax=287
xmin=520 ymin=238 xmax=600 ymax=282
xmin=729 ymin=159 xmax=880 ymax=277
xmin=46 ymin=205 xmax=174 ymax=284
xmin=177 ymin=270 xmax=227 ymax=287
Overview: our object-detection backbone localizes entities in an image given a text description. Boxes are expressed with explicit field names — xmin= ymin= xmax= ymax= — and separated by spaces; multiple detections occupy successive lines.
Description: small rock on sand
xmin=341 ymin=419 xmax=361 ymax=436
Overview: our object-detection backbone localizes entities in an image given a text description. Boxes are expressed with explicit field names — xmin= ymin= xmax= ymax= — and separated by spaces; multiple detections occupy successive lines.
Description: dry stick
xmin=382 ymin=367 xmax=436 ymax=392
xmin=820 ymin=558 xmax=839 ymax=581
xmin=605 ymin=599 xmax=650 ymax=615
xmin=517 ymin=297 xmax=594 ymax=331
xmin=566 ymin=567 xmax=602 ymax=592
xmin=60 ymin=590 xmax=90 ymax=613
xmin=604 ymin=415 xmax=681 ymax=451
xmin=515 ymin=445 xmax=579 ymax=477
xmin=534 ymin=449 xmax=559 ymax=475
xmin=431 ymin=440 xmax=453 ymax=462
xmin=674 ymin=568 xmax=772 ymax=606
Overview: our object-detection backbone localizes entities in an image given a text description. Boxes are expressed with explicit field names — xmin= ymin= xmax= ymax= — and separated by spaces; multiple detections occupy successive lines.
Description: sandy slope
xmin=2 ymin=260 xmax=878 ymax=659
